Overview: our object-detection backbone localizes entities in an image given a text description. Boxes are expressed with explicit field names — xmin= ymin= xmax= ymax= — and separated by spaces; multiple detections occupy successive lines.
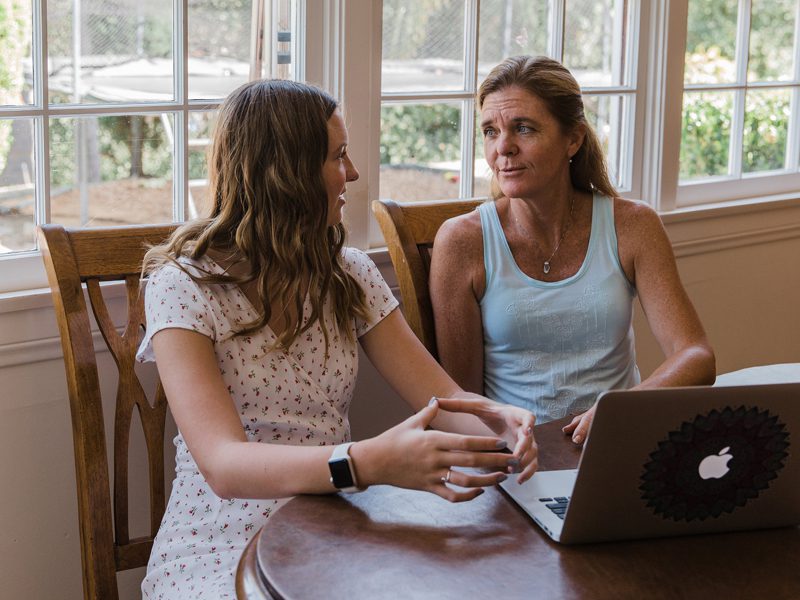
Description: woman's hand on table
xmin=432 ymin=396 xmax=538 ymax=484
xmin=562 ymin=403 xmax=596 ymax=445
xmin=351 ymin=399 xmax=518 ymax=503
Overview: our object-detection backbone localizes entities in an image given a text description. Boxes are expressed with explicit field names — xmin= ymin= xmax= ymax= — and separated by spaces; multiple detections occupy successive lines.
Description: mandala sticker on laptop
xmin=639 ymin=406 xmax=789 ymax=522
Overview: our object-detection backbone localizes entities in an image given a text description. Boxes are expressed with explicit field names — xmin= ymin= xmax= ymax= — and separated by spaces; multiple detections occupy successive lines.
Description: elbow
xmin=198 ymin=457 xmax=239 ymax=500
xmin=204 ymin=470 xmax=237 ymax=500
xmin=696 ymin=343 xmax=716 ymax=385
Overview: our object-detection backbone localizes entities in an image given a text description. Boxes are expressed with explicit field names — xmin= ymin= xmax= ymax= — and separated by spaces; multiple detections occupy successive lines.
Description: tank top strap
xmin=591 ymin=192 xmax=626 ymax=278
xmin=478 ymin=201 xmax=510 ymax=288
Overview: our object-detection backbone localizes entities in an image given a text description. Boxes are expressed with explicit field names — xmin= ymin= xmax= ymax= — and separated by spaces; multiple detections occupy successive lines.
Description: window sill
xmin=3 ymin=192 xmax=800 ymax=312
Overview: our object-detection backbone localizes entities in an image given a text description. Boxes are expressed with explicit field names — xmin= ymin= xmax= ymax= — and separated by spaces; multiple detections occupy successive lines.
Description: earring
xmin=569 ymin=158 xmax=573 ymax=164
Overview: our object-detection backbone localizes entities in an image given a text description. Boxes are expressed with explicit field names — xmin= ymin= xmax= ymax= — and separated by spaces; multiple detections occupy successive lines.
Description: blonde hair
xmin=478 ymin=55 xmax=618 ymax=199
xmin=144 ymin=79 xmax=369 ymax=350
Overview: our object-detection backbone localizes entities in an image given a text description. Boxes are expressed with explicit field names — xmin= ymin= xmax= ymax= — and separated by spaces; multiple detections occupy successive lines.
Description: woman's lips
xmin=499 ymin=167 xmax=525 ymax=175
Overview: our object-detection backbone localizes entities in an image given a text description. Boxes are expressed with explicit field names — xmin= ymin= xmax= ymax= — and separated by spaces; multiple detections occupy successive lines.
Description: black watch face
xmin=329 ymin=458 xmax=355 ymax=489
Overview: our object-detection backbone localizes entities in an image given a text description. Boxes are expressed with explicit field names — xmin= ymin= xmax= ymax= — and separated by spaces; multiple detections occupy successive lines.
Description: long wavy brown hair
xmin=477 ymin=55 xmax=618 ymax=200
xmin=144 ymin=79 xmax=369 ymax=350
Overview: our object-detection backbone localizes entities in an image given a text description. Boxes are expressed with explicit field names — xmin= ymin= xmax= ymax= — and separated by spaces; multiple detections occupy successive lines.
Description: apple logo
xmin=698 ymin=446 xmax=733 ymax=480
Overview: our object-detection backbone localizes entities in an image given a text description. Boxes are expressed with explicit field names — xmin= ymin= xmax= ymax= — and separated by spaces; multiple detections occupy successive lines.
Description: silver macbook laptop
xmin=499 ymin=383 xmax=800 ymax=544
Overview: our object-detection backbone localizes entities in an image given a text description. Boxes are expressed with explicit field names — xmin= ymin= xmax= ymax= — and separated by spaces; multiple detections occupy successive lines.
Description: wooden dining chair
xmin=38 ymin=223 xmax=177 ymax=600
xmin=371 ymin=198 xmax=483 ymax=359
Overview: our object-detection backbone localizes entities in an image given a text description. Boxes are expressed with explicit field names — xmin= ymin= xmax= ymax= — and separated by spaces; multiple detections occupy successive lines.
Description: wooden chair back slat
xmin=38 ymin=223 xmax=176 ymax=600
xmin=371 ymin=198 xmax=484 ymax=358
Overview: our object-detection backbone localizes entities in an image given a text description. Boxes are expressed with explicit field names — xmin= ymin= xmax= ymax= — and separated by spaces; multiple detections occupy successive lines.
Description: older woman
xmin=430 ymin=55 xmax=715 ymax=445
xmin=137 ymin=79 xmax=537 ymax=599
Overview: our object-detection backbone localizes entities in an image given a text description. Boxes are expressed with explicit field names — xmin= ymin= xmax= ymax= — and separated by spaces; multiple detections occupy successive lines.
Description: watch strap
xmin=328 ymin=442 xmax=360 ymax=493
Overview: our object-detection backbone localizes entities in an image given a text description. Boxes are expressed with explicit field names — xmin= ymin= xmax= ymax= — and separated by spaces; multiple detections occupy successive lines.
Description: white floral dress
xmin=136 ymin=248 xmax=398 ymax=599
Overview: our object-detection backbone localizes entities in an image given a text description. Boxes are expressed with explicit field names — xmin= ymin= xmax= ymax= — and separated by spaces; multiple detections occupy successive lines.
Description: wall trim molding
xmin=1 ymin=214 xmax=798 ymax=366
xmin=672 ymin=221 xmax=800 ymax=258
xmin=0 ymin=329 xmax=110 ymax=368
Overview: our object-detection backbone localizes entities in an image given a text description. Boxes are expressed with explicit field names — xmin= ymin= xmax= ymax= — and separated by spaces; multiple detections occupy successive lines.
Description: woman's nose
xmin=347 ymin=161 xmax=359 ymax=182
xmin=496 ymin=133 xmax=517 ymax=157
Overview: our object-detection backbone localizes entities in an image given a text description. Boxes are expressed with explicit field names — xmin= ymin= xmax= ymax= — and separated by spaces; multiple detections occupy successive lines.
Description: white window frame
xmin=352 ymin=0 xmax=647 ymax=247
xmin=4 ymin=0 xmax=800 ymax=295
xmin=0 ymin=0 xmax=303 ymax=294
xmin=659 ymin=0 xmax=800 ymax=210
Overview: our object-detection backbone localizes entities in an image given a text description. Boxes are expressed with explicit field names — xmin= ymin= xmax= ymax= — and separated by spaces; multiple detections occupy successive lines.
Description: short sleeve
xmin=136 ymin=263 xmax=216 ymax=363
xmin=342 ymin=247 xmax=399 ymax=337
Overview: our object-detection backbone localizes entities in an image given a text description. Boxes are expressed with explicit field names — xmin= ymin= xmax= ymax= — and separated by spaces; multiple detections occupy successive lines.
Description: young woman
xmin=430 ymin=55 xmax=715 ymax=446
xmin=136 ymin=79 xmax=537 ymax=599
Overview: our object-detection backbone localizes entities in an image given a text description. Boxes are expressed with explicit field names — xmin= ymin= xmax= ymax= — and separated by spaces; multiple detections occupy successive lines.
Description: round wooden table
xmin=237 ymin=414 xmax=800 ymax=599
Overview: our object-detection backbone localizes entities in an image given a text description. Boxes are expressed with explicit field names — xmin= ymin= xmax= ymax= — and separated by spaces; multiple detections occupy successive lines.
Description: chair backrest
xmin=371 ymin=198 xmax=484 ymax=358
xmin=38 ymin=223 xmax=177 ymax=600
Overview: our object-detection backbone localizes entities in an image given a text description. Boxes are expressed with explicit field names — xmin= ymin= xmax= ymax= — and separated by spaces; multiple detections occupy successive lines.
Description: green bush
xmin=380 ymin=104 xmax=461 ymax=165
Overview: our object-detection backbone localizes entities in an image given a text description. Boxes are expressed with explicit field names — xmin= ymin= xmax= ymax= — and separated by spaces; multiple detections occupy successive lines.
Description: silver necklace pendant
xmin=543 ymin=261 xmax=551 ymax=274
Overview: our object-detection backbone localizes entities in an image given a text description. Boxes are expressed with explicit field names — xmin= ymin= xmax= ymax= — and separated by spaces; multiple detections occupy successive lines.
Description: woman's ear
xmin=568 ymin=123 xmax=587 ymax=159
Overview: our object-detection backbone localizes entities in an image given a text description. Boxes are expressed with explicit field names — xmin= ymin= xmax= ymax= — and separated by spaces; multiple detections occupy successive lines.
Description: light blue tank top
xmin=479 ymin=193 xmax=641 ymax=423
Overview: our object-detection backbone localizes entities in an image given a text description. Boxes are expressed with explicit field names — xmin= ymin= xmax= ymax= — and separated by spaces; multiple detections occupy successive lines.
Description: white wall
xmin=1 ymin=202 xmax=799 ymax=598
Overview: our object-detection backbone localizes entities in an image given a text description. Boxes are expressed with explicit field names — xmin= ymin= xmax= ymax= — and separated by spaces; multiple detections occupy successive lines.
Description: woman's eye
xmin=518 ymin=125 xmax=532 ymax=133
xmin=483 ymin=128 xmax=495 ymax=137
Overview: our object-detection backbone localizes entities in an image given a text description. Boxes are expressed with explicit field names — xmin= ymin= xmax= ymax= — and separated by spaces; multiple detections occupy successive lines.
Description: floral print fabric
xmin=135 ymin=248 xmax=398 ymax=599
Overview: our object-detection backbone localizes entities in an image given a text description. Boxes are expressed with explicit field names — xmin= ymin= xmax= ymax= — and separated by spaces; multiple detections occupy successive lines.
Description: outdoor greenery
xmin=379 ymin=0 xmax=798 ymax=183
xmin=380 ymin=104 xmax=461 ymax=165
xmin=0 ymin=0 xmax=30 ymax=174
xmin=679 ymin=0 xmax=795 ymax=179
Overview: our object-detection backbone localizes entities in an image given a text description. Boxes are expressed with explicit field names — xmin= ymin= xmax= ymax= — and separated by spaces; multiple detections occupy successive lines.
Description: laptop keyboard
xmin=539 ymin=496 xmax=570 ymax=519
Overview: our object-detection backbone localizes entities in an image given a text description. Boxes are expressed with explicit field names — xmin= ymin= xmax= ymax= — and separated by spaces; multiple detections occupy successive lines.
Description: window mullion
xmin=34 ymin=0 xmax=51 ymax=226
xmin=645 ymin=0 xmax=687 ymax=211
xmin=293 ymin=0 xmax=307 ymax=82
xmin=461 ymin=0 xmax=479 ymax=199
xmin=173 ymin=0 xmax=188 ymax=222
xmin=250 ymin=0 xmax=265 ymax=80
xmin=548 ymin=0 xmax=565 ymax=61
xmin=728 ymin=0 xmax=752 ymax=179
xmin=785 ymin=0 xmax=800 ymax=170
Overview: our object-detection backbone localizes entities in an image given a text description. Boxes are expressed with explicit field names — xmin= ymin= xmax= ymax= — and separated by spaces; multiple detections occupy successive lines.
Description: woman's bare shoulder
xmin=434 ymin=204 xmax=485 ymax=253
xmin=613 ymin=196 xmax=665 ymax=241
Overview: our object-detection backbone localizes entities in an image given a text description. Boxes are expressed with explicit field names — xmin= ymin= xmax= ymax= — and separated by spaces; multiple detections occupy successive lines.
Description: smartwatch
xmin=328 ymin=442 xmax=361 ymax=493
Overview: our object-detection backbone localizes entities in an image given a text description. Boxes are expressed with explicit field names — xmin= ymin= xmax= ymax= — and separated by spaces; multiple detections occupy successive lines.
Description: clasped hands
xmin=356 ymin=396 xmax=537 ymax=503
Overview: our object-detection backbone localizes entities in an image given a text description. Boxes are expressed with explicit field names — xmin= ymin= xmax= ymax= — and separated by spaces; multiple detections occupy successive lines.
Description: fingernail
xmin=476 ymin=488 xmax=485 ymax=496
xmin=428 ymin=396 xmax=438 ymax=407
xmin=496 ymin=474 xmax=508 ymax=483
xmin=573 ymin=435 xmax=583 ymax=444
xmin=507 ymin=458 xmax=520 ymax=468
xmin=496 ymin=440 xmax=508 ymax=449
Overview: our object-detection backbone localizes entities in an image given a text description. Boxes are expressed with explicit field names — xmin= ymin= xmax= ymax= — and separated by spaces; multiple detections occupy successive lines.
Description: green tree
xmin=0 ymin=0 xmax=31 ymax=174
xmin=380 ymin=104 xmax=461 ymax=165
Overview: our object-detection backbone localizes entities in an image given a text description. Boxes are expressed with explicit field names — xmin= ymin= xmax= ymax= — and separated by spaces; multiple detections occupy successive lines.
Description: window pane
xmin=49 ymin=115 xmax=173 ymax=226
xmin=380 ymin=103 xmax=461 ymax=202
xmin=748 ymin=0 xmax=796 ymax=82
xmin=583 ymin=94 xmax=628 ymax=189
xmin=382 ymin=0 xmax=465 ymax=92
xmin=188 ymin=110 xmax=219 ymax=215
xmin=47 ymin=0 xmax=174 ymax=104
xmin=478 ymin=0 xmax=548 ymax=81
xmin=0 ymin=0 xmax=33 ymax=108
xmin=684 ymin=0 xmax=738 ymax=84
xmin=564 ymin=0 xmax=629 ymax=87
xmin=0 ymin=118 xmax=36 ymax=252
xmin=189 ymin=0 xmax=251 ymax=100
xmin=743 ymin=88 xmax=791 ymax=173
xmin=680 ymin=90 xmax=733 ymax=180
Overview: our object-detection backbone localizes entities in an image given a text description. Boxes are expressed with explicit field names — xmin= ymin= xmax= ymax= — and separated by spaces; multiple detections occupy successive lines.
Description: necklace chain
xmin=542 ymin=194 xmax=576 ymax=274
